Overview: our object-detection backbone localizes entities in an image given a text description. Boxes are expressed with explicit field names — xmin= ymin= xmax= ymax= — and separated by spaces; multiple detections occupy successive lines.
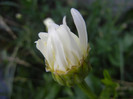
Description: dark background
xmin=0 ymin=0 xmax=133 ymax=99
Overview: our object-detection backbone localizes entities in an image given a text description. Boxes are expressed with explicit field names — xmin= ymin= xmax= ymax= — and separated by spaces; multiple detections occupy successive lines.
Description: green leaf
xmin=100 ymin=70 xmax=119 ymax=99
xmin=103 ymin=70 xmax=112 ymax=80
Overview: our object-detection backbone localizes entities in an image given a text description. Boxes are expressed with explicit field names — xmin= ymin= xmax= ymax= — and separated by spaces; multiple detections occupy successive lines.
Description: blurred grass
xmin=0 ymin=0 xmax=133 ymax=99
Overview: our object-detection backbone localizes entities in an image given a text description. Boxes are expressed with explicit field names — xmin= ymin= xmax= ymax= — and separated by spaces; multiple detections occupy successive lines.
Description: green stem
xmin=77 ymin=80 xmax=97 ymax=99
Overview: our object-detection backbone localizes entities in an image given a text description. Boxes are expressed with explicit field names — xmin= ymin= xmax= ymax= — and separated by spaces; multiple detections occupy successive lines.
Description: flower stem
xmin=77 ymin=80 xmax=97 ymax=99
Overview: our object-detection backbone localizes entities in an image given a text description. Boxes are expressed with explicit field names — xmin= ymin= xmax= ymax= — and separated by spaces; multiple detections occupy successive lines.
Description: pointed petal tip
xmin=71 ymin=8 xmax=76 ymax=11
xmin=71 ymin=8 xmax=79 ymax=14
xmin=70 ymin=8 xmax=88 ymax=53
xmin=34 ymin=41 xmax=37 ymax=43
xmin=63 ymin=16 xmax=67 ymax=25
xmin=35 ymin=40 xmax=40 ymax=43
xmin=63 ymin=16 xmax=66 ymax=20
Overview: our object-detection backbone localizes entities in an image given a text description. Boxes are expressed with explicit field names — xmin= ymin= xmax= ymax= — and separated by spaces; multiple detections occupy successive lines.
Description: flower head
xmin=35 ymin=8 xmax=90 ymax=86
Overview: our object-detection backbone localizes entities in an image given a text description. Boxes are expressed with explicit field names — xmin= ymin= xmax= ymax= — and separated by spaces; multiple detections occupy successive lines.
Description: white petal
xmin=63 ymin=16 xmax=67 ymax=25
xmin=38 ymin=32 xmax=48 ymax=41
xmin=71 ymin=8 xmax=88 ymax=54
xmin=48 ymin=23 xmax=59 ymax=33
xmin=62 ymin=17 xmax=82 ymax=59
xmin=56 ymin=25 xmax=78 ymax=66
xmin=35 ymin=32 xmax=48 ymax=60
xmin=54 ymin=61 xmax=58 ymax=71
xmin=43 ymin=18 xmax=55 ymax=28
xmin=46 ymin=37 xmax=55 ymax=69
xmin=49 ymin=28 xmax=68 ymax=71
xmin=70 ymin=32 xmax=81 ymax=49
xmin=35 ymin=39 xmax=47 ymax=58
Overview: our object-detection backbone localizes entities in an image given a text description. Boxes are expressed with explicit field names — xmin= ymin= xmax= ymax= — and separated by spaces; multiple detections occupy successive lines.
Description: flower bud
xmin=35 ymin=8 xmax=90 ymax=86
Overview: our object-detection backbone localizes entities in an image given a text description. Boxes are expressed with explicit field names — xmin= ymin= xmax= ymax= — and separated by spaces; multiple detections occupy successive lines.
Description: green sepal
xmin=52 ymin=57 xmax=91 ymax=87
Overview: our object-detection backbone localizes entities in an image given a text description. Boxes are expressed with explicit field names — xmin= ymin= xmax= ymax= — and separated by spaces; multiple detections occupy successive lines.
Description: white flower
xmin=35 ymin=8 xmax=88 ymax=73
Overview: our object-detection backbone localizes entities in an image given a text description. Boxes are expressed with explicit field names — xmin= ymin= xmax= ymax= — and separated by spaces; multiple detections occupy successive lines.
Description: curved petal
xmin=38 ymin=32 xmax=48 ymax=41
xmin=49 ymin=28 xmax=68 ymax=71
xmin=43 ymin=18 xmax=55 ymax=28
xmin=56 ymin=24 xmax=78 ymax=67
xmin=35 ymin=39 xmax=47 ymax=58
xmin=71 ymin=8 xmax=88 ymax=54
xmin=46 ymin=36 xmax=55 ymax=69
xmin=62 ymin=17 xmax=82 ymax=59
xmin=35 ymin=32 xmax=48 ymax=59
xmin=48 ymin=23 xmax=59 ymax=33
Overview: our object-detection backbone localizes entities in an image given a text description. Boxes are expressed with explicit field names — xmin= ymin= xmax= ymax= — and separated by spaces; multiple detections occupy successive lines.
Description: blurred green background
xmin=0 ymin=0 xmax=133 ymax=99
